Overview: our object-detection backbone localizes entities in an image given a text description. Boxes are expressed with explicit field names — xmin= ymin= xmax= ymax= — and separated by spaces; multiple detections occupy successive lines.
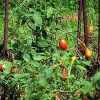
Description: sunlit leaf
xmin=23 ymin=53 xmax=32 ymax=62
xmin=33 ymin=11 xmax=42 ymax=26
xmin=47 ymin=7 xmax=54 ymax=18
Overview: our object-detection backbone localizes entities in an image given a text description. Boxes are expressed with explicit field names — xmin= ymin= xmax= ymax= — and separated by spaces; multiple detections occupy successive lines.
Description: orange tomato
xmin=74 ymin=91 xmax=81 ymax=97
xmin=54 ymin=93 xmax=60 ymax=100
xmin=87 ymin=24 xmax=93 ymax=33
xmin=61 ymin=68 xmax=68 ymax=81
xmin=0 ymin=64 xmax=3 ymax=72
xmin=85 ymin=48 xmax=92 ymax=58
xmin=59 ymin=39 xmax=68 ymax=50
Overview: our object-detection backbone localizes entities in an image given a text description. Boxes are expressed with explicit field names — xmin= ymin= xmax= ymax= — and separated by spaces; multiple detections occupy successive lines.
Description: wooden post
xmin=98 ymin=0 xmax=100 ymax=66
xmin=77 ymin=0 xmax=83 ymax=40
xmin=3 ymin=0 xmax=9 ymax=59
xmin=82 ymin=0 xmax=89 ymax=46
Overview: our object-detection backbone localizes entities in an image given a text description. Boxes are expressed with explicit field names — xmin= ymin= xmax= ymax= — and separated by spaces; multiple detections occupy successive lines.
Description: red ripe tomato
xmin=61 ymin=68 xmax=68 ymax=81
xmin=0 ymin=64 xmax=3 ymax=72
xmin=62 ymin=69 xmax=68 ymax=77
xmin=59 ymin=39 xmax=68 ymax=50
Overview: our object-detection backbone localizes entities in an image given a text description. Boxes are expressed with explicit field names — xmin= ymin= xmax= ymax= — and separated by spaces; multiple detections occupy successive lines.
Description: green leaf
xmin=39 ymin=78 xmax=48 ymax=87
xmin=80 ymin=79 xmax=92 ymax=94
xmin=92 ymin=72 xmax=100 ymax=89
xmin=34 ymin=55 xmax=46 ymax=61
xmin=23 ymin=53 xmax=31 ymax=62
xmin=80 ymin=79 xmax=91 ymax=86
xmin=31 ymin=61 xmax=41 ymax=67
xmin=82 ymin=61 xmax=91 ymax=66
xmin=33 ymin=11 xmax=42 ymax=26
xmin=18 ymin=26 xmax=24 ymax=33
xmin=47 ymin=7 xmax=54 ymax=18
xmin=37 ymin=39 xmax=48 ymax=48
xmin=45 ymin=69 xmax=53 ymax=78
xmin=31 ymin=49 xmax=36 ymax=56
xmin=76 ymin=65 xmax=87 ymax=70
xmin=81 ymin=85 xmax=92 ymax=94
xmin=74 ymin=81 xmax=81 ymax=85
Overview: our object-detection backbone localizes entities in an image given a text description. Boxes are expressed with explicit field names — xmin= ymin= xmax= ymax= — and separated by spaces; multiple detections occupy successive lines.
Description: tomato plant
xmin=0 ymin=0 xmax=99 ymax=100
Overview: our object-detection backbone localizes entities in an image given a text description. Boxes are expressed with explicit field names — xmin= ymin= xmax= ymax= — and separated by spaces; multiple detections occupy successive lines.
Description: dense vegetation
xmin=0 ymin=0 xmax=100 ymax=100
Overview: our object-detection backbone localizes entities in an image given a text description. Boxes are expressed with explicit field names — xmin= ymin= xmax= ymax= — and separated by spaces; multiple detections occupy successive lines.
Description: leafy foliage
xmin=0 ymin=0 xmax=100 ymax=100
